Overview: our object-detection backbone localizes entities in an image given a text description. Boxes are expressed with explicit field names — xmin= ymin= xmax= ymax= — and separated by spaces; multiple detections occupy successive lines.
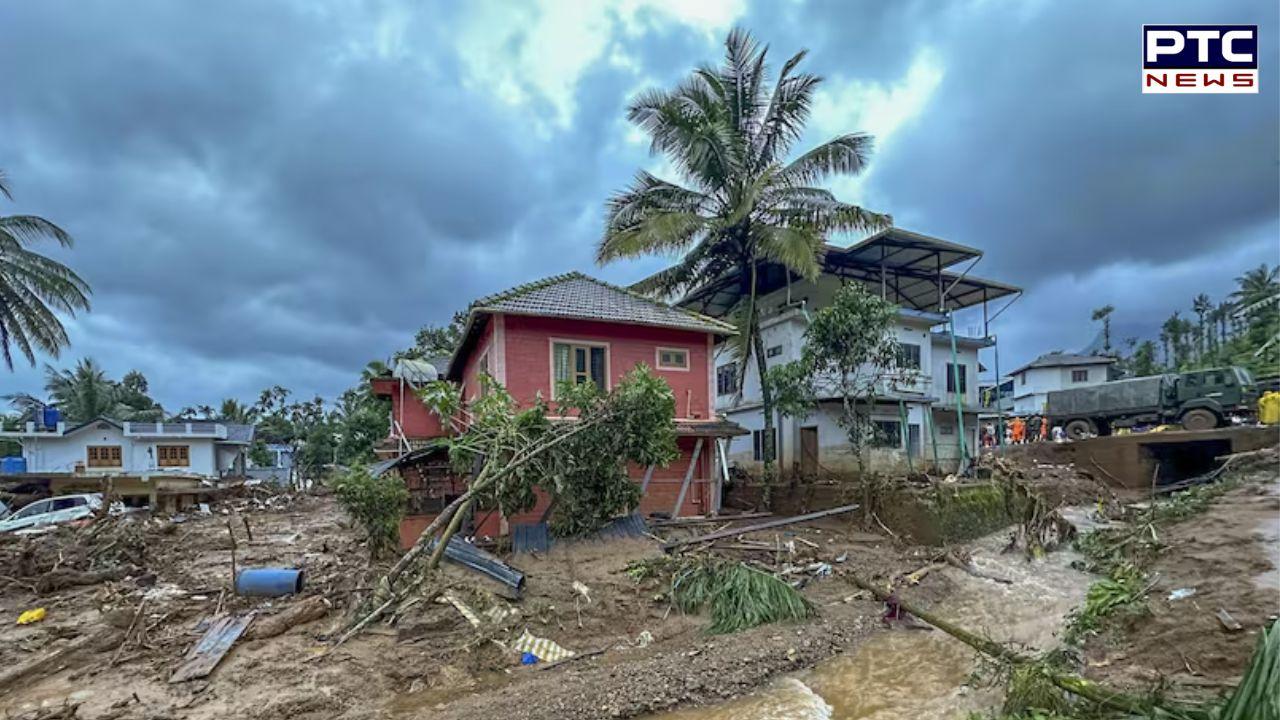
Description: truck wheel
xmin=1064 ymin=419 xmax=1094 ymax=440
xmin=1180 ymin=409 xmax=1218 ymax=431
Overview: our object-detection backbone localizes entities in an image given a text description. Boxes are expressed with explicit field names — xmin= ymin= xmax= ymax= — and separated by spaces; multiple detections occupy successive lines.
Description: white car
xmin=0 ymin=494 xmax=102 ymax=534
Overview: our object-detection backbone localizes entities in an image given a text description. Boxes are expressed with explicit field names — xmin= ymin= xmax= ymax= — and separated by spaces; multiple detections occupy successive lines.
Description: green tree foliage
xmin=419 ymin=365 xmax=678 ymax=537
xmin=3 ymin=358 xmax=165 ymax=422
xmin=334 ymin=465 xmax=408 ymax=559
xmin=1113 ymin=263 xmax=1280 ymax=377
xmin=0 ymin=171 xmax=92 ymax=370
xmin=399 ymin=311 xmax=467 ymax=361
xmin=765 ymin=283 xmax=897 ymax=471
xmin=1126 ymin=339 xmax=1160 ymax=377
xmin=596 ymin=28 xmax=891 ymax=490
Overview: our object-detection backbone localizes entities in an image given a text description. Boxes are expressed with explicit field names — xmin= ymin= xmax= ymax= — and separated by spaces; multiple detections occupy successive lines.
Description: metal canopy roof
xmin=680 ymin=256 xmax=1020 ymax=317
xmin=833 ymin=228 xmax=982 ymax=272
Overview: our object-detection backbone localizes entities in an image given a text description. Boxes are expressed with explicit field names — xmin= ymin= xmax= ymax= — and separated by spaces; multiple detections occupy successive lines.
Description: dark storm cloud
xmin=735 ymin=0 xmax=1279 ymax=371
xmin=1 ymin=0 xmax=1276 ymax=407
xmin=0 ymin=0 xmax=665 ymax=407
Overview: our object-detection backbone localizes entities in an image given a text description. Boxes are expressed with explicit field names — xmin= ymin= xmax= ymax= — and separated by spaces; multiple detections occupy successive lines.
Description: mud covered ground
xmin=3 ymin=443 xmax=1270 ymax=720
xmin=1082 ymin=465 xmax=1280 ymax=700
xmin=0 ymin=489 xmax=927 ymax=720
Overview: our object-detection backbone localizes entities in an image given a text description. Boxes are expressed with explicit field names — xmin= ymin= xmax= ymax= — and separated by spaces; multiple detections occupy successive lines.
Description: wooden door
xmin=800 ymin=427 xmax=819 ymax=476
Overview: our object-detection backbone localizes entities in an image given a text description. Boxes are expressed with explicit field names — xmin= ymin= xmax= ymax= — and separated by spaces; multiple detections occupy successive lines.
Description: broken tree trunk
xmin=840 ymin=573 xmax=1194 ymax=716
xmin=35 ymin=566 xmax=132 ymax=593
xmin=246 ymin=596 xmax=329 ymax=640
xmin=0 ymin=628 xmax=123 ymax=694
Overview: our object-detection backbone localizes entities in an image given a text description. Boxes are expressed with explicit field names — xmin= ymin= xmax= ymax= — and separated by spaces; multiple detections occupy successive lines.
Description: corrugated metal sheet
xmin=512 ymin=513 xmax=648 ymax=554
xmin=512 ymin=522 xmax=550 ymax=554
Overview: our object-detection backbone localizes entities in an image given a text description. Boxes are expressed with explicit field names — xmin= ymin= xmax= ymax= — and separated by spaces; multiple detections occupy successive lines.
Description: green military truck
xmin=1046 ymin=366 xmax=1258 ymax=440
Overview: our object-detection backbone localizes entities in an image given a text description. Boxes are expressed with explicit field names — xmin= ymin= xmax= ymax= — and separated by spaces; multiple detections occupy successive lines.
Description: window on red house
xmin=553 ymin=342 xmax=606 ymax=395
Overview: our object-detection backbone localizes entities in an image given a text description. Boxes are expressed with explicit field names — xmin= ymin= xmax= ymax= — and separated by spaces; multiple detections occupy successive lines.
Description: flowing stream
xmin=650 ymin=519 xmax=1096 ymax=720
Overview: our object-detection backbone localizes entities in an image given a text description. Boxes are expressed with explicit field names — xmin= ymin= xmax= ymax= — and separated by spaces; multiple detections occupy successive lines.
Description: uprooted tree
xmin=340 ymin=365 xmax=679 ymax=638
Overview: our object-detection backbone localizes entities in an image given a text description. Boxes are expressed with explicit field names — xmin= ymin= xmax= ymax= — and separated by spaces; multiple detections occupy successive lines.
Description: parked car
xmin=0 ymin=493 xmax=102 ymax=534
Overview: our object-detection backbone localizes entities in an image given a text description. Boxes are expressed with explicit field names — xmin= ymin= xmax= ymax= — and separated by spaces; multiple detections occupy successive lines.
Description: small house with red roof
xmin=381 ymin=272 xmax=746 ymax=545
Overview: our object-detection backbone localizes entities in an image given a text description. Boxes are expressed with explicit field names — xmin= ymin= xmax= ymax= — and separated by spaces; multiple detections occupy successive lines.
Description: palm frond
xmin=756 ymin=50 xmax=820 ymax=166
xmin=782 ymin=133 xmax=875 ymax=184
xmin=0 ymin=215 xmax=74 ymax=248
xmin=628 ymin=241 xmax=714 ymax=298
xmin=753 ymin=224 xmax=822 ymax=280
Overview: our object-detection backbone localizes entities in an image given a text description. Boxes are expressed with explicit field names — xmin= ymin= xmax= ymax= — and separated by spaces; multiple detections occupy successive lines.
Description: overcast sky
xmin=1 ymin=0 xmax=1277 ymax=410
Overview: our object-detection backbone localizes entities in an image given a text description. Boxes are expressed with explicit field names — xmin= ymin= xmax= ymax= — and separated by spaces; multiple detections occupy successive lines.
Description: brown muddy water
xmin=650 ymin=518 xmax=1096 ymax=720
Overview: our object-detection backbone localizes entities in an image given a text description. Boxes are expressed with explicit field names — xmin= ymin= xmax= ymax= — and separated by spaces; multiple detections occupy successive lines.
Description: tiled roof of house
xmin=472 ymin=272 xmax=736 ymax=335
xmin=1009 ymin=352 xmax=1116 ymax=376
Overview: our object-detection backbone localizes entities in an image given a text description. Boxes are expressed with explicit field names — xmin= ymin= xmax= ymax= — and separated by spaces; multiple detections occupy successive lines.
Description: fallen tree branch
xmin=839 ymin=573 xmax=1200 ymax=717
xmin=662 ymin=504 xmax=860 ymax=552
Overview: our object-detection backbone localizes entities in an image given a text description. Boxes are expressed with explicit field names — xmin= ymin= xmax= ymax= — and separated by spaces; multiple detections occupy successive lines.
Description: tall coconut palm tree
xmin=597 ymin=29 xmax=891 ymax=483
xmin=1090 ymin=305 xmax=1115 ymax=355
xmin=1191 ymin=293 xmax=1212 ymax=360
xmin=1232 ymin=264 xmax=1279 ymax=307
xmin=0 ymin=171 xmax=91 ymax=370
xmin=217 ymin=398 xmax=258 ymax=425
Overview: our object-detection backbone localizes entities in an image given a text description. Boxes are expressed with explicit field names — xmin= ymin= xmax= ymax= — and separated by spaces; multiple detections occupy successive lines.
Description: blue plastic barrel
xmin=1 ymin=457 xmax=27 ymax=474
xmin=42 ymin=407 xmax=59 ymax=429
xmin=235 ymin=567 xmax=304 ymax=596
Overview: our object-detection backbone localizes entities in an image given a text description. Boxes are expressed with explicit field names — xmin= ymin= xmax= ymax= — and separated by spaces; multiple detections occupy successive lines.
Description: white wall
xmin=1011 ymin=363 xmax=1110 ymax=414
xmin=19 ymin=422 xmax=237 ymax=477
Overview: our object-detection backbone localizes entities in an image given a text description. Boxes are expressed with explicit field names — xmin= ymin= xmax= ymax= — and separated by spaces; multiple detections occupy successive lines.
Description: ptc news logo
xmin=1143 ymin=25 xmax=1258 ymax=93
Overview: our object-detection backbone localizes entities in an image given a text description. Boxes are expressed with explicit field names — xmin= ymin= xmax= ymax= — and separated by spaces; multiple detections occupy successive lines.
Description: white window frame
xmin=548 ymin=338 xmax=611 ymax=398
xmin=655 ymin=346 xmax=690 ymax=371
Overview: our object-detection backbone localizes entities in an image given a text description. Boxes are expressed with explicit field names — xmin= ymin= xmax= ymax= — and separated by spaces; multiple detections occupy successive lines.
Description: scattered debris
xmin=1167 ymin=587 xmax=1197 ymax=601
xmin=235 ymin=567 xmax=305 ymax=597
xmin=169 ymin=611 xmax=256 ymax=683
xmin=1217 ymin=608 xmax=1244 ymax=633
xmin=661 ymin=504 xmax=860 ymax=552
xmin=16 ymin=607 xmax=45 ymax=625
xmin=245 ymin=596 xmax=329 ymax=640
xmin=511 ymin=629 xmax=575 ymax=663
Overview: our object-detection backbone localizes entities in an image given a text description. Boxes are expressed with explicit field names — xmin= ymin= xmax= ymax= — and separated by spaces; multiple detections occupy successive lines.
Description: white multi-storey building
xmin=666 ymin=229 xmax=1021 ymax=475
xmin=1007 ymin=352 xmax=1116 ymax=415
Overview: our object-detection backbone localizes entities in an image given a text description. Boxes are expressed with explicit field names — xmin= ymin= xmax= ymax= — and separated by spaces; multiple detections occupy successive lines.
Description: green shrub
xmin=334 ymin=466 xmax=407 ymax=559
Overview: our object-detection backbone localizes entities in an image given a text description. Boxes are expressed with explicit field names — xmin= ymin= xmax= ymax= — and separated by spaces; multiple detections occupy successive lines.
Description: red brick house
xmin=388 ymin=272 xmax=745 ymax=544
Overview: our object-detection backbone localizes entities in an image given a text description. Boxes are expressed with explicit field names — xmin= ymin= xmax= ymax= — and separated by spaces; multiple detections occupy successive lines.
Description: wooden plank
xmin=639 ymin=464 xmax=656 ymax=493
xmin=169 ymin=612 xmax=255 ymax=683
xmin=672 ymin=438 xmax=703 ymax=518
xmin=662 ymin=503 xmax=861 ymax=552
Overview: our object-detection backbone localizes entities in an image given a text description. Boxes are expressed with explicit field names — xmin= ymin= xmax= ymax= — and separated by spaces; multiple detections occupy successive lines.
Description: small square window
xmin=1071 ymin=369 xmax=1089 ymax=383
xmin=766 ymin=345 xmax=783 ymax=358
xmin=656 ymin=347 xmax=689 ymax=370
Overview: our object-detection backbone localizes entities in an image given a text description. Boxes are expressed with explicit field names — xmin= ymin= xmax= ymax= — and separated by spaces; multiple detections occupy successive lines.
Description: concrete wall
xmin=1011 ymin=363 xmax=1110 ymax=414
xmin=19 ymin=421 xmax=234 ymax=477
xmin=713 ymin=274 xmax=985 ymax=476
